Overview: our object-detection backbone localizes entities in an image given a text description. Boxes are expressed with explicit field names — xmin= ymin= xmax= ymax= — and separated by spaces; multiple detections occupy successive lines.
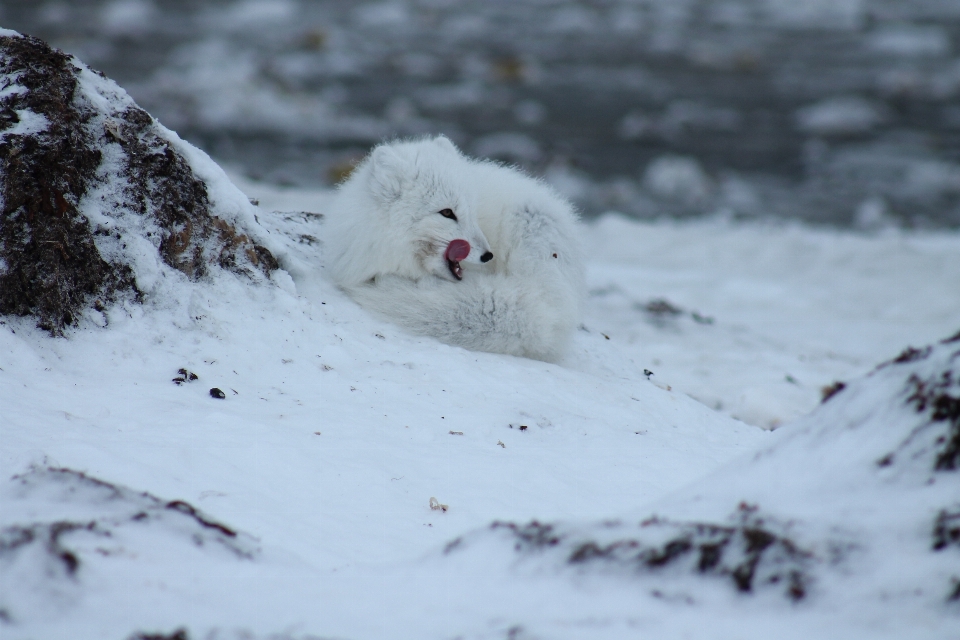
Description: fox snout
xmin=446 ymin=239 xmax=494 ymax=264
xmin=444 ymin=238 xmax=494 ymax=281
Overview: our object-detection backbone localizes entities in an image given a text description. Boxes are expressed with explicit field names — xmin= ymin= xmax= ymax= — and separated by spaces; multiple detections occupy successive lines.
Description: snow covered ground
xmin=2 ymin=161 xmax=959 ymax=638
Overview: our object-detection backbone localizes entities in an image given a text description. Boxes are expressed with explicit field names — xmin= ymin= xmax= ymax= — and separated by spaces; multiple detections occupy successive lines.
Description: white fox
xmin=324 ymin=136 xmax=584 ymax=362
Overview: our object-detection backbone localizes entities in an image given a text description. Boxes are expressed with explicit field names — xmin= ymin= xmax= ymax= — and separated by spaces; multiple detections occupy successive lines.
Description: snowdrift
xmin=440 ymin=335 xmax=960 ymax=637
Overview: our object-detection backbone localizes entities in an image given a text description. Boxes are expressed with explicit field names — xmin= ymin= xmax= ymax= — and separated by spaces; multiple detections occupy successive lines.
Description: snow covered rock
xmin=0 ymin=467 xmax=258 ymax=626
xmin=445 ymin=503 xmax=813 ymax=601
xmin=0 ymin=32 xmax=278 ymax=335
xmin=441 ymin=331 xmax=960 ymax=622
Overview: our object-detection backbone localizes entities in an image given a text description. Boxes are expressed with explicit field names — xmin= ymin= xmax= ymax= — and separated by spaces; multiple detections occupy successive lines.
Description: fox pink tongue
xmin=445 ymin=239 xmax=471 ymax=262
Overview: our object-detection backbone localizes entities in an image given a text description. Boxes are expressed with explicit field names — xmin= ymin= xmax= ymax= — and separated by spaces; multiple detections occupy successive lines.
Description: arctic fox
xmin=324 ymin=136 xmax=584 ymax=362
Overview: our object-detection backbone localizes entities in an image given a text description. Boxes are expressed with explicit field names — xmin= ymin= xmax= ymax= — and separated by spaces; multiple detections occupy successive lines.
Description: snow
xmin=0 ymin=109 xmax=47 ymax=142
xmin=3 ymin=154 xmax=958 ymax=636
xmin=578 ymin=213 xmax=960 ymax=428
xmin=2 ymin=42 xmax=960 ymax=636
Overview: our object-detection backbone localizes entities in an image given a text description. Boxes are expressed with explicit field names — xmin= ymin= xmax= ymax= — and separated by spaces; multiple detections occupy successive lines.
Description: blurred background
xmin=3 ymin=0 xmax=959 ymax=227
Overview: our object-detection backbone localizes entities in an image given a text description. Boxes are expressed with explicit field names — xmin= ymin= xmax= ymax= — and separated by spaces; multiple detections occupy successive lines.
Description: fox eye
xmin=438 ymin=208 xmax=458 ymax=221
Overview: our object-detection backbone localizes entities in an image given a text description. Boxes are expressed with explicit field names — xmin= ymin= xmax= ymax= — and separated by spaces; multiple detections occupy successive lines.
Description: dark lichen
xmin=0 ymin=520 xmax=100 ymax=577
xmin=643 ymin=299 xmax=684 ymax=317
xmin=488 ymin=504 xmax=811 ymax=601
xmin=491 ymin=520 xmax=562 ymax=552
xmin=906 ymin=371 xmax=960 ymax=472
xmin=893 ymin=346 xmax=932 ymax=364
xmin=880 ymin=364 xmax=960 ymax=472
xmin=932 ymin=507 xmax=960 ymax=552
xmin=111 ymin=106 xmax=277 ymax=278
xmin=165 ymin=500 xmax=237 ymax=539
xmin=0 ymin=34 xmax=138 ymax=334
xmin=941 ymin=330 xmax=960 ymax=344
xmin=821 ymin=381 xmax=846 ymax=403
xmin=949 ymin=578 xmax=960 ymax=603
xmin=637 ymin=508 xmax=809 ymax=600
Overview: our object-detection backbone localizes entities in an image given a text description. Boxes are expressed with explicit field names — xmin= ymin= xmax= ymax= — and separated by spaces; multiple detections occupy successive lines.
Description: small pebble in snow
xmin=449 ymin=431 xmax=464 ymax=435
xmin=519 ymin=425 xmax=528 ymax=431
xmin=429 ymin=497 xmax=448 ymax=512
xmin=497 ymin=440 xmax=506 ymax=448
xmin=209 ymin=388 xmax=226 ymax=399
xmin=174 ymin=368 xmax=199 ymax=385
xmin=644 ymin=369 xmax=654 ymax=379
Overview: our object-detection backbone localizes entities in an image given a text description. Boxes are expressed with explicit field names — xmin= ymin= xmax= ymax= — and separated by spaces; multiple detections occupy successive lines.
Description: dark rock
xmin=209 ymin=387 xmax=226 ymax=399
xmin=0 ymin=33 xmax=278 ymax=335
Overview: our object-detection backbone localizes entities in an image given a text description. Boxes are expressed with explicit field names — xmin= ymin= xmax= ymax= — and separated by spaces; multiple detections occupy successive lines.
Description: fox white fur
xmin=324 ymin=136 xmax=585 ymax=362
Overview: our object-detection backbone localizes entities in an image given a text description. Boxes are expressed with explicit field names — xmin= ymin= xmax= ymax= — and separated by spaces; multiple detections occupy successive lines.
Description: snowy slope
xmin=437 ymin=336 xmax=960 ymax=640
xmin=0 ymin=205 xmax=763 ymax=637
xmin=3 ymin=176 xmax=959 ymax=638
xmin=2 ymin=51 xmax=960 ymax=635
xmin=579 ymin=214 xmax=960 ymax=428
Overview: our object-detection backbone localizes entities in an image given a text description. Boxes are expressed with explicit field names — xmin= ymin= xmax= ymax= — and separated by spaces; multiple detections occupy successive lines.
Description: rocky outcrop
xmin=0 ymin=33 xmax=277 ymax=335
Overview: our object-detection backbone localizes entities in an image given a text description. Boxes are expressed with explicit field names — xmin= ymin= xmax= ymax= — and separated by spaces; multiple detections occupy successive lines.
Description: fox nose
xmin=480 ymin=251 xmax=494 ymax=263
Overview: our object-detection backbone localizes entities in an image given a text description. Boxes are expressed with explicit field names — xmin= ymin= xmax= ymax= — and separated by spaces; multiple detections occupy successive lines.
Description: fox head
xmin=329 ymin=136 xmax=494 ymax=286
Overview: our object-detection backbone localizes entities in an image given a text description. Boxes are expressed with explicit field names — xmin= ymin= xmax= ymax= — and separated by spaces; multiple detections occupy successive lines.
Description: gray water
xmin=4 ymin=0 xmax=960 ymax=227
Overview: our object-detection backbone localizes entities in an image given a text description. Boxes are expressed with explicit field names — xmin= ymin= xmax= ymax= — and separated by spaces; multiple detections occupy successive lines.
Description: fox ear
xmin=433 ymin=135 xmax=458 ymax=154
xmin=368 ymin=145 xmax=408 ymax=200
